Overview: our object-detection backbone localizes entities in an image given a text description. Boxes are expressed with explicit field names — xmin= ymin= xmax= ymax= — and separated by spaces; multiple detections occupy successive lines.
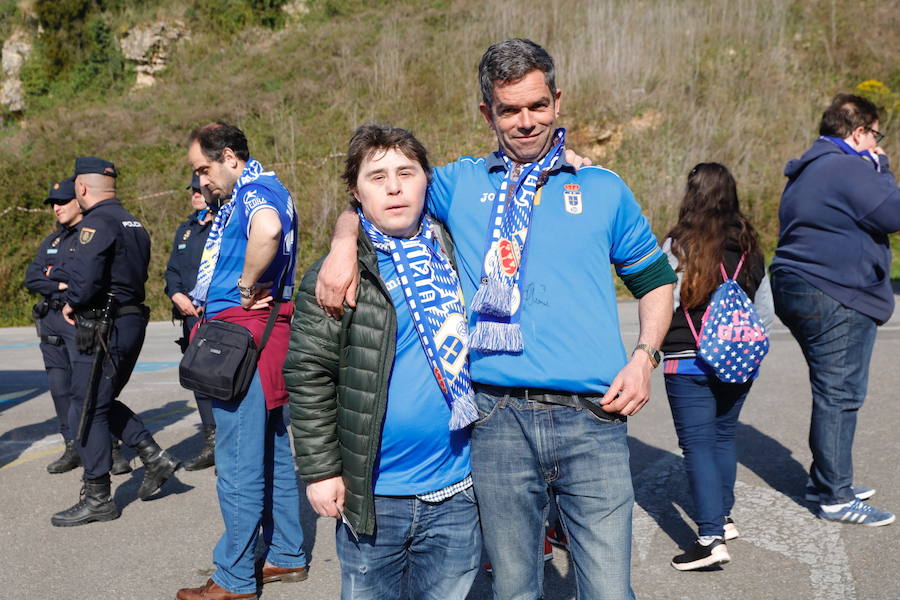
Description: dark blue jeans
xmin=771 ymin=271 xmax=877 ymax=505
xmin=664 ymin=374 xmax=750 ymax=537
xmin=334 ymin=490 xmax=481 ymax=600
xmin=470 ymin=390 xmax=634 ymax=600
xmin=211 ymin=375 xmax=306 ymax=594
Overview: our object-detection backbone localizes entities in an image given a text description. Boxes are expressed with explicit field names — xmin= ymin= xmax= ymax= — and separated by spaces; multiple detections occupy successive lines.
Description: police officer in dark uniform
xmin=51 ymin=156 xmax=180 ymax=527
xmin=25 ymin=178 xmax=132 ymax=476
xmin=165 ymin=173 xmax=216 ymax=470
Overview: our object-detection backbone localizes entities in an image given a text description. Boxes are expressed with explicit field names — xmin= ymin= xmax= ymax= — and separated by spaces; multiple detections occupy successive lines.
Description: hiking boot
xmin=47 ymin=439 xmax=81 ymax=474
xmin=135 ymin=438 xmax=180 ymax=500
xmin=110 ymin=439 xmax=132 ymax=475
xmin=724 ymin=516 xmax=739 ymax=541
xmin=804 ymin=483 xmax=875 ymax=503
xmin=819 ymin=499 xmax=895 ymax=526
xmin=51 ymin=476 xmax=119 ymax=527
xmin=184 ymin=427 xmax=216 ymax=471
xmin=671 ymin=538 xmax=731 ymax=571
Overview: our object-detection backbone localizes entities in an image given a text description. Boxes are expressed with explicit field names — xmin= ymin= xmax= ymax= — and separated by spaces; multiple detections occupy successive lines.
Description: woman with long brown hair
xmin=660 ymin=162 xmax=773 ymax=571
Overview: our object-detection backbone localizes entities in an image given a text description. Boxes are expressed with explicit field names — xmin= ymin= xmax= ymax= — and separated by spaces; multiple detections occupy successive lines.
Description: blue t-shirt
xmin=205 ymin=175 xmax=297 ymax=319
xmin=373 ymin=252 xmax=471 ymax=496
xmin=428 ymin=153 xmax=663 ymax=393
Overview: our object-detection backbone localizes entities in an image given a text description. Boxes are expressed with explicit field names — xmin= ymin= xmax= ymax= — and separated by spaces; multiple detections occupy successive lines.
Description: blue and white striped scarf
xmin=190 ymin=159 xmax=265 ymax=305
xmin=469 ymin=128 xmax=566 ymax=353
xmin=359 ymin=210 xmax=477 ymax=430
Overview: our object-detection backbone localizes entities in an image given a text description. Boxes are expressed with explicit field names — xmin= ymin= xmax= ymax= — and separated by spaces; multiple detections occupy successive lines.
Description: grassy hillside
xmin=1 ymin=0 xmax=898 ymax=325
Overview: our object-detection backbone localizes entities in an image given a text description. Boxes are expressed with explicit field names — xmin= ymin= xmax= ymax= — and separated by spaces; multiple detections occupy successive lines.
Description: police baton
xmin=76 ymin=292 xmax=116 ymax=442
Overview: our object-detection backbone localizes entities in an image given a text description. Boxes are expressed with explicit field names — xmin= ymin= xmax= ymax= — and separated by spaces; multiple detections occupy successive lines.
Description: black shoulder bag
xmin=179 ymin=296 xmax=282 ymax=402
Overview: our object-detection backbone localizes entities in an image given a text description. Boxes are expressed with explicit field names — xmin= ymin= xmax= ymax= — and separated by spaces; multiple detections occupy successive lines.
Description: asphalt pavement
xmin=1 ymin=303 xmax=899 ymax=600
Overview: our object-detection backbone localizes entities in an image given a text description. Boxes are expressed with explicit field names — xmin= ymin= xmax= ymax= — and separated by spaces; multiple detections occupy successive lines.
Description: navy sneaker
xmin=804 ymin=484 xmax=875 ymax=503
xmin=819 ymin=499 xmax=895 ymax=527
xmin=671 ymin=539 xmax=731 ymax=571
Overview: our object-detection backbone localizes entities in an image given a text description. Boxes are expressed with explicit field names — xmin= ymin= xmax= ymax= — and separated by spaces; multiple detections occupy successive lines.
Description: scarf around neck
xmin=191 ymin=158 xmax=265 ymax=305
xmin=359 ymin=209 xmax=477 ymax=430
xmin=468 ymin=128 xmax=566 ymax=353
xmin=821 ymin=136 xmax=881 ymax=172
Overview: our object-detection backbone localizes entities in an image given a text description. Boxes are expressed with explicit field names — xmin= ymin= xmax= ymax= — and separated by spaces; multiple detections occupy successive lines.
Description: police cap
xmin=44 ymin=177 xmax=76 ymax=205
xmin=186 ymin=173 xmax=201 ymax=191
xmin=73 ymin=156 xmax=118 ymax=178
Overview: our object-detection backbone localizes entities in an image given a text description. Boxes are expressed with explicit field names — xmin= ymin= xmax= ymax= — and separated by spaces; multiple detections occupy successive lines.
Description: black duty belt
xmin=80 ymin=304 xmax=148 ymax=319
xmin=474 ymin=384 xmax=626 ymax=423
xmin=40 ymin=334 xmax=63 ymax=346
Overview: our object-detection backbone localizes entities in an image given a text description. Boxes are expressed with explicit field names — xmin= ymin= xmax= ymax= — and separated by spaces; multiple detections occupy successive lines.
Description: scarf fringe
xmin=449 ymin=389 xmax=479 ymax=430
xmin=470 ymin=277 xmax=515 ymax=316
xmin=470 ymin=321 xmax=523 ymax=353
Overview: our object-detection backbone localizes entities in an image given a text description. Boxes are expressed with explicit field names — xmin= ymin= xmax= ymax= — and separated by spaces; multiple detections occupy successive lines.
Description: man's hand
xmin=57 ymin=282 xmax=68 ymax=291
xmin=565 ymin=148 xmax=593 ymax=169
xmin=171 ymin=292 xmax=199 ymax=317
xmin=599 ymin=352 xmax=653 ymax=416
xmin=239 ymin=281 xmax=273 ymax=311
xmin=306 ymin=475 xmax=345 ymax=519
xmin=315 ymin=246 xmax=358 ymax=319
xmin=62 ymin=302 xmax=75 ymax=326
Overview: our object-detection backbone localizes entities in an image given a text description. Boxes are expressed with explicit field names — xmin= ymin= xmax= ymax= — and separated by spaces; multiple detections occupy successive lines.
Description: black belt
xmin=474 ymin=384 xmax=626 ymax=423
xmin=80 ymin=304 xmax=148 ymax=319
xmin=41 ymin=334 xmax=63 ymax=346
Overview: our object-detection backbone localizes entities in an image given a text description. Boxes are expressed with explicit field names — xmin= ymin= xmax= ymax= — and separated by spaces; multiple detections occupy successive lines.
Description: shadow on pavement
xmin=0 ymin=369 xmax=49 ymax=414
xmin=629 ymin=436 xmax=697 ymax=550
xmin=736 ymin=422 xmax=812 ymax=512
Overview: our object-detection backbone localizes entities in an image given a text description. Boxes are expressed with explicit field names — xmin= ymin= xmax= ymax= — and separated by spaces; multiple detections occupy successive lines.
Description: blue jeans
xmin=664 ymin=374 xmax=750 ymax=537
xmin=470 ymin=391 xmax=634 ymax=600
xmin=771 ymin=271 xmax=877 ymax=505
xmin=334 ymin=490 xmax=481 ymax=600
xmin=211 ymin=373 xmax=306 ymax=594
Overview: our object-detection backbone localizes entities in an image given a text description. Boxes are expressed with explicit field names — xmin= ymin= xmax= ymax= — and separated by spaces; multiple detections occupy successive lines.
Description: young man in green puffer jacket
xmin=284 ymin=124 xmax=481 ymax=600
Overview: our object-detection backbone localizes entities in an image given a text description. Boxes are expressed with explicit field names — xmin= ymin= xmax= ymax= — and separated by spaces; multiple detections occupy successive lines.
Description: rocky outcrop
xmin=119 ymin=21 xmax=189 ymax=89
xmin=1 ymin=30 xmax=32 ymax=112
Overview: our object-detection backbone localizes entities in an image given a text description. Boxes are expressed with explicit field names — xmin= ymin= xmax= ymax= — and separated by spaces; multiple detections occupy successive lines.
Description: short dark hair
xmin=819 ymin=93 xmax=880 ymax=138
xmin=342 ymin=124 xmax=431 ymax=208
xmin=188 ymin=121 xmax=250 ymax=162
xmin=478 ymin=38 xmax=556 ymax=106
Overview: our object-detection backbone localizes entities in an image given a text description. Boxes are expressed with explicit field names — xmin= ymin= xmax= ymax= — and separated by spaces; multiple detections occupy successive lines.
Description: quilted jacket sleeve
xmin=284 ymin=258 xmax=345 ymax=483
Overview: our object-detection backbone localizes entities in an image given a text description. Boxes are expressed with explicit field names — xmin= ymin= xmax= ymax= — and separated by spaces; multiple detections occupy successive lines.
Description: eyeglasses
xmin=866 ymin=127 xmax=885 ymax=144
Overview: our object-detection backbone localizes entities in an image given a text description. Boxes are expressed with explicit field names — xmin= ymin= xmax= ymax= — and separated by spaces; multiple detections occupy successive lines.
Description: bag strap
xmin=719 ymin=253 xmax=746 ymax=281
xmin=682 ymin=304 xmax=711 ymax=348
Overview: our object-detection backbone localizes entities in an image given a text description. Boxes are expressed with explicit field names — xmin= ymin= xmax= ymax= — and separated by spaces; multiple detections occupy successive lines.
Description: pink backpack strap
xmin=720 ymin=253 xmax=747 ymax=281
xmin=682 ymin=304 xmax=711 ymax=348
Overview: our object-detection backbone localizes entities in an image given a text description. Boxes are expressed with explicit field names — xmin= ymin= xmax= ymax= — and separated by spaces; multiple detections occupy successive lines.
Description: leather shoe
xmin=175 ymin=579 xmax=256 ymax=600
xmin=259 ymin=563 xmax=309 ymax=584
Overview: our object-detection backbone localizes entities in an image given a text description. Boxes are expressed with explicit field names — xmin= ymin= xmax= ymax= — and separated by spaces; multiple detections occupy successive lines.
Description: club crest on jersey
xmin=564 ymin=184 xmax=582 ymax=215
xmin=79 ymin=228 xmax=96 ymax=245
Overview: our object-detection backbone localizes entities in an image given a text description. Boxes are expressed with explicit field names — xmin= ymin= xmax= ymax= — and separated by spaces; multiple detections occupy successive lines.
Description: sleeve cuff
xmin=620 ymin=254 xmax=677 ymax=298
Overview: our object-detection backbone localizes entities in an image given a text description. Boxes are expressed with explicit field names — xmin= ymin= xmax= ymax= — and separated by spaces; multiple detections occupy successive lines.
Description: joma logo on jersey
xmin=479 ymin=192 xmax=495 ymax=203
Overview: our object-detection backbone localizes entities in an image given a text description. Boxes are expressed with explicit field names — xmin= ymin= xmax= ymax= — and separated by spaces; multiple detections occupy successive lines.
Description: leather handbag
xmin=179 ymin=300 xmax=280 ymax=402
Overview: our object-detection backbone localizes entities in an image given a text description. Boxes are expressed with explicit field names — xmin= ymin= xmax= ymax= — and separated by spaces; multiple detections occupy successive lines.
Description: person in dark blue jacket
xmin=771 ymin=93 xmax=900 ymax=527
xmin=25 ymin=179 xmax=133 ymax=477
xmin=52 ymin=156 xmax=181 ymax=528
xmin=165 ymin=174 xmax=216 ymax=470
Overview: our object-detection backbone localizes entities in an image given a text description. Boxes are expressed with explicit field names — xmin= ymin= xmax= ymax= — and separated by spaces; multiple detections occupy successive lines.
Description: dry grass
xmin=1 ymin=0 xmax=898 ymax=324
